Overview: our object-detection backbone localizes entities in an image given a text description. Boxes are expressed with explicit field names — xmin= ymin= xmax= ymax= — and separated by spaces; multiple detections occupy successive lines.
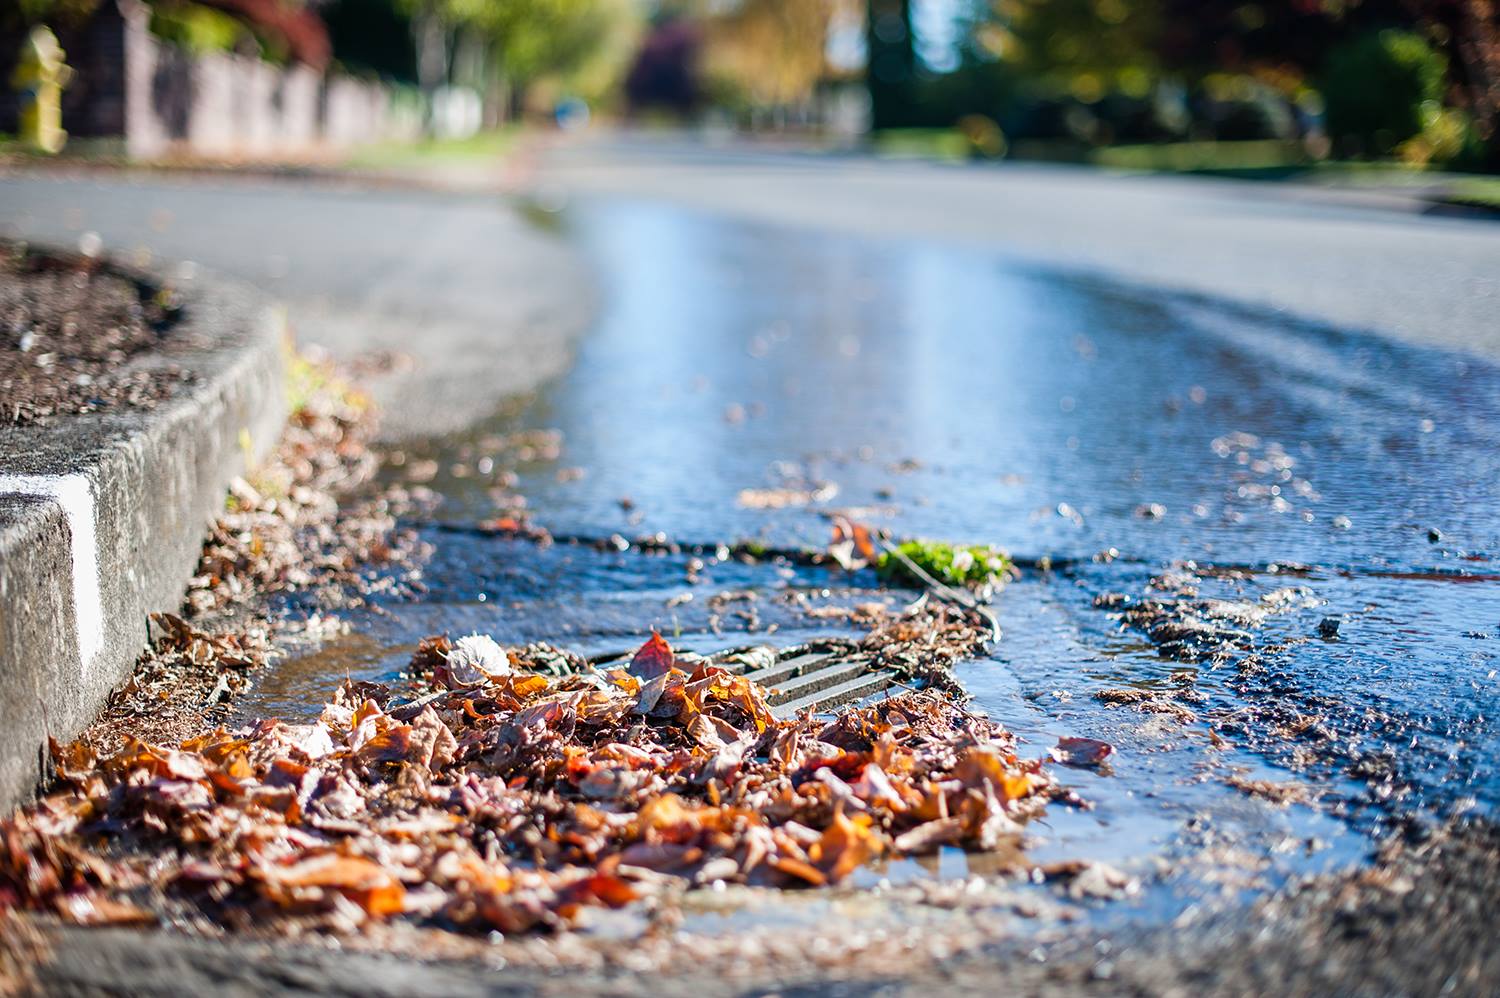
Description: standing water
xmin=246 ymin=196 xmax=1500 ymax=923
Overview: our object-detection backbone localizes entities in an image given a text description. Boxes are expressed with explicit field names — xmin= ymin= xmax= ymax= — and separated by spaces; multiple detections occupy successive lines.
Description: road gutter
xmin=0 ymin=257 xmax=285 ymax=808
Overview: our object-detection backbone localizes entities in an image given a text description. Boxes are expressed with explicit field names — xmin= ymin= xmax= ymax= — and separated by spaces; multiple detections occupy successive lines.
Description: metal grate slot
xmin=589 ymin=641 xmax=902 ymax=717
xmin=741 ymin=651 xmax=841 ymax=687
xmin=771 ymin=670 xmax=900 ymax=720
xmin=760 ymin=657 xmax=876 ymax=704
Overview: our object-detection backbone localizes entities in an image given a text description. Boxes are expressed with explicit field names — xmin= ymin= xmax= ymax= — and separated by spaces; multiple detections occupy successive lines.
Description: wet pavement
xmin=0 ymin=172 xmax=594 ymax=438
xmin=236 ymin=192 xmax=1500 ymax=934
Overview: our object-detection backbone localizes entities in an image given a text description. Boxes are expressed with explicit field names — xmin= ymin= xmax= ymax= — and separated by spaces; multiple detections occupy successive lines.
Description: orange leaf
xmin=770 ymin=855 xmax=827 ymax=886
xmin=811 ymin=807 xmax=884 ymax=882
xmin=55 ymin=893 xmax=156 ymax=926
xmin=568 ymin=872 xmax=638 ymax=908
xmin=629 ymin=632 xmax=675 ymax=680
xmin=258 ymin=853 xmax=406 ymax=918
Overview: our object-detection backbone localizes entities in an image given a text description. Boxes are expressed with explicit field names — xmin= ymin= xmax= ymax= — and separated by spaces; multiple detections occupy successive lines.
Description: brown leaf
xmin=257 ymin=854 xmax=406 ymax=917
xmin=356 ymin=724 xmax=413 ymax=765
xmin=892 ymin=817 xmax=965 ymax=854
xmin=628 ymin=632 xmax=675 ymax=680
xmin=55 ymin=893 xmax=156 ymax=926
xmin=408 ymin=707 xmax=458 ymax=770
xmin=1051 ymin=736 xmax=1115 ymax=769
xmin=633 ymin=672 xmax=672 ymax=714
xmin=48 ymin=738 xmax=96 ymax=783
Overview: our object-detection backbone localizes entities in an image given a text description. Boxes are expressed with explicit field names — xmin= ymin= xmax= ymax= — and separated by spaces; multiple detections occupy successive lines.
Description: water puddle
xmin=249 ymin=194 xmax=1499 ymax=927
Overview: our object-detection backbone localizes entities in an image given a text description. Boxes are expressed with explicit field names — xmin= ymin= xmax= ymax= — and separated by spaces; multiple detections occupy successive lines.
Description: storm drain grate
xmin=590 ymin=642 xmax=901 ymax=719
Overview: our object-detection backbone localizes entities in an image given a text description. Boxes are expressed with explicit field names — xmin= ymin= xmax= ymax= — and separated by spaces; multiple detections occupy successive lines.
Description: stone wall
xmin=2 ymin=0 xmax=417 ymax=159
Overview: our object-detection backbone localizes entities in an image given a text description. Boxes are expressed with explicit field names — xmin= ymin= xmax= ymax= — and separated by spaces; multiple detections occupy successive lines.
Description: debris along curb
xmin=0 ymin=250 xmax=285 ymax=809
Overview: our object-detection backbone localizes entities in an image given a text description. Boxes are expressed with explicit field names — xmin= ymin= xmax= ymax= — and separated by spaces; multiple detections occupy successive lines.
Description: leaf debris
xmin=1 ymin=628 xmax=1069 ymax=937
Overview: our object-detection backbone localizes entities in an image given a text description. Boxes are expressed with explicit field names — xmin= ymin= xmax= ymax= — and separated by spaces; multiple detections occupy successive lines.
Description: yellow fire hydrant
xmin=11 ymin=26 xmax=73 ymax=154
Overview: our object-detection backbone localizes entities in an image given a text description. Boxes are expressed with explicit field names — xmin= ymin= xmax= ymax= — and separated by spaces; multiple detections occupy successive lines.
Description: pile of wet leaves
xmin=0 ymin=620 xmax=1066 ymax=937
xmin=80 ymin=614 xmax=278 ymax=754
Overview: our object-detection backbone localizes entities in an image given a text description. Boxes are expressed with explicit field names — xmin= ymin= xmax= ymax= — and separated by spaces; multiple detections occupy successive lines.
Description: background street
xmin=539 ymin=136 xmax=1500 ymax=357
xmin=0 ymin=166 xmax=594 ymax=439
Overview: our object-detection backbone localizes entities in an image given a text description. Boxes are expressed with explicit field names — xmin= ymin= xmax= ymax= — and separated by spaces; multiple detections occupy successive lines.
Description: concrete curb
xmin=0 ymin=255 xmax=286 ymax=808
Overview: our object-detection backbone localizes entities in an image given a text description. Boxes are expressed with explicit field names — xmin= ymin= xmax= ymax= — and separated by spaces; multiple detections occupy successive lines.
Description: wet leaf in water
xmin=1051 ymin=737 xmax=1116 ymax=769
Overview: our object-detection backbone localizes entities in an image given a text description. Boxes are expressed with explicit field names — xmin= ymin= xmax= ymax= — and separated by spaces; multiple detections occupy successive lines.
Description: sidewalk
xmin=0 ymin=249 xmax=285 ymax=807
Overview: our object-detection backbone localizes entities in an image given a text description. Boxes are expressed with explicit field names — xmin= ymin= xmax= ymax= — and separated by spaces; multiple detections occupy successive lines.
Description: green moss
xmin=876 ymin=540 xmax=1009 ymax=589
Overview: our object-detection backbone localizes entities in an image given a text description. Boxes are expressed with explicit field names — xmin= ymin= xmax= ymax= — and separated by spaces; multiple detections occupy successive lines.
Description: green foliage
xmin=871 ymin=127 xmax=972 ymax=161
xmin=149 ymin=2 xmax=250 ymax=56
xmin=998 ymin=0 xmax=1162 ymax=102
xmin=5 ymin=0 xmax=100 ymax=29
xmin=1445 ymin=175 xmax=1500 ymax=211
xmin=1093 ymin=139 xmax=1308 ymax=173
xmin=876 ymin=540 xmax=1009 ymax=589
xmin=446 ymin=0 xmax=640 ymax=93
xmin=1322 ymin=29 xmax=1446 ymax=159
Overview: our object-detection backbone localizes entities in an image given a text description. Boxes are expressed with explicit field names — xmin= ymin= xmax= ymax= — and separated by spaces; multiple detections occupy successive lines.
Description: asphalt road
xmin=0 ymin=169 xmax=595 ymax=440
xmin=5 ymin=141 xmax=1500 ymax=995
xmin=3 ymin=140 xmax=1498 ymax=442
xmin=536 ymin=134 xmax=1500 ymax=360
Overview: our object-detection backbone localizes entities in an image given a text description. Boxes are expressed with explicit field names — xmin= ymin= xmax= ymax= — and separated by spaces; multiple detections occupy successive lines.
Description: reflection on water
xmin=411 ymin=199 xmax=1500 ymax=572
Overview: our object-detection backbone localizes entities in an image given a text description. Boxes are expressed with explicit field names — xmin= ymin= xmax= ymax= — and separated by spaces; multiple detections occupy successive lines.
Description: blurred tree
xmin=1157 ymin=0 xmax=1499 ymax=164
xmin=866 ymin=0 xmax=915 ymax=128
xmin=0 ymin=0 xmax=100 ymax=33
xmin=933 ymin=0 xmax=1174 ymax=144
xmin=149 ymin=3 xmax=254 ymax=57
xmin=996 ymin=0 xmax=1162 ymax=103
xmin=3 ymin=0 xmax=329 ymax=75
xmin=703 ymin=0 xmax=835 ymax=111
xmin=391 ymin=0 xmax=641 ymax=122
xmin=1323 ymin=28 xmax=1447 ymax=156
xmin=1407 ymin=0 xmax=1500 ymax=165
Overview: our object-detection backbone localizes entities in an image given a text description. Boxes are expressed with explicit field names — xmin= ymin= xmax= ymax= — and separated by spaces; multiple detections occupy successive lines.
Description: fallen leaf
xmin=810 ymin=807 xmax=884 ymax=882
xmin=629 ymin=632 xmax=675 ymax=680
xmin=257 ymin=854 xmax=406 ymax=917
xmin=892 ymin=817 xmax=964 ymax=853
xmin=55 ymin=893 xmax=156 ymax=926
xmin=1051 ymin=736 xmax=1116 ymax=769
